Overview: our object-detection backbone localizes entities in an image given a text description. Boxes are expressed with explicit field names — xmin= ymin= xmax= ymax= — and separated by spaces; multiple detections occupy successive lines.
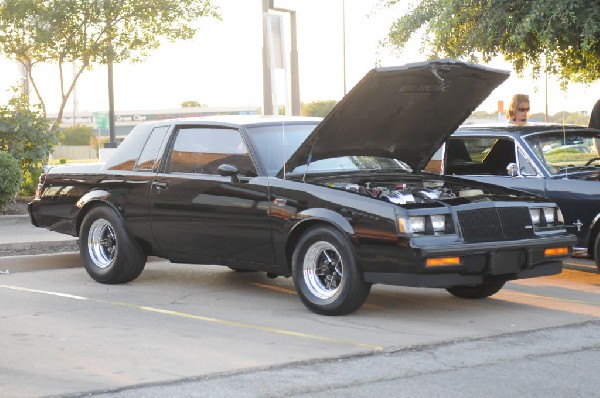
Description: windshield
xmin=246 ymin=123 xmax=318 ymax=176
xmin=289 ymin=156 xmax=411 ymax=174
xmin=524 ymin=131 xmax=600 ymax=174
xmin=246 ymin=123 xmax=412 ymax=176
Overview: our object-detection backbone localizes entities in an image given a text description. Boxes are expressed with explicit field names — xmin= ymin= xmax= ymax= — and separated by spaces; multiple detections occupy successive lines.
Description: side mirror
xmin=218 ymin=164 xmax=239 ymax=182
xmin=506 ymin=162 xmax=518 ymax=177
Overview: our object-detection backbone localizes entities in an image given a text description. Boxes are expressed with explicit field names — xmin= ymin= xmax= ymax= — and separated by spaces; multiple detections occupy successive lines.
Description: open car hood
xmin=283 ymin=60 xmax=509 ymax=174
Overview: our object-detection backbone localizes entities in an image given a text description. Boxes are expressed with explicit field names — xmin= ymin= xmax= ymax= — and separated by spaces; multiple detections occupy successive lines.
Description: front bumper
xmin=363 ymin=234 xmax=577 ymax=288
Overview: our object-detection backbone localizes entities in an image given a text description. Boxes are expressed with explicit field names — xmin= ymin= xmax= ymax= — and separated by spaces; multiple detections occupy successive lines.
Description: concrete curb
xmin=563 ymin=259 xmax=598 ymax=274
xmin=0 ymin=253 xmax=163 ymax=274
xmin=0 ymin=239 xmax=78 ymax=251
xmin=0 ymin=215 xmax=30 ymax=225
xmin=0 ymin=252 xmax=82 ymax=273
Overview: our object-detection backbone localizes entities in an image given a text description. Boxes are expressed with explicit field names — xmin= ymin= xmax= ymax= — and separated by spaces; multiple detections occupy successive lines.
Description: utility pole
xmin=263 ymin=0 xmax=300 ymax=116
xmin=262 ymin=0 xmax=274 ymax=115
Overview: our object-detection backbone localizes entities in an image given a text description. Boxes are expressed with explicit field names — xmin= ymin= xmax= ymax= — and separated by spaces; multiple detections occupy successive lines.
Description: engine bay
xmin=321 ymin=179 xmax=485 ymax=204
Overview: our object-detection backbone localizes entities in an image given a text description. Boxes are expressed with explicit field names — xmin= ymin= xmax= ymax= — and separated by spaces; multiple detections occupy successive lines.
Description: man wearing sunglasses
xmin=507 ymin=93 xmax=530 ymax=124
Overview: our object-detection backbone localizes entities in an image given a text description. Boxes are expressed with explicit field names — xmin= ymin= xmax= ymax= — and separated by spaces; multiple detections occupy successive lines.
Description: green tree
xmin=0 ymin=151 xmax=22 ymax=212
xmin=181 ymin=100 xmax=207 ymax=108
xmin=60 ymin=125 xmax=93 ymax=146
xmin=383 ymin=0 xmax=600 ymax=84
xmin=0 ymin=0 xmax=219 ymax=131
xmin=301 ymin=100 xmax=338 ymax=117
xmin=0 ymin=92 xmax=57 ymax=174
xmin=0 ymin=92 xmax=56 ymax=196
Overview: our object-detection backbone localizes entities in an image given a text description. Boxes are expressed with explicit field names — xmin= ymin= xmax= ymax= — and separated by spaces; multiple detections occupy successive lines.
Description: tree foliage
xmin=382 ymin=0 xmax=600 ymax=84
xmin=301 ymin=100 xmax=338 ymax=117
xmin=181 ymin=100 xmax=207 ymax=108
xmin=59 ymin=125 xmax=93 ymax=146
xmin=468 ymin=110 xmax=590 ymax=125
xmin=0 ymin=92 xmax=57 ymax=174
xmin=0 ymin=0 xmax=219 ymax=131
xmin=0 ymin=151 xmax=22 ymax=212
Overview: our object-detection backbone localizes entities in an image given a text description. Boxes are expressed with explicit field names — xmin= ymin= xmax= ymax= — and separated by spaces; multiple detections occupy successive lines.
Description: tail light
xmin=35 ymin=173 xmax=46 ymax=198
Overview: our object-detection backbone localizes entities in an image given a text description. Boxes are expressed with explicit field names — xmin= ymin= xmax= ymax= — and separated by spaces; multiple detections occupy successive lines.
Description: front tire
xmin=292 ymin=226 xmax=370 ymax=315
xmin=446 ymin=278 xmax=505 ymax=299
xmin=79 ymin=206 xmax=147 ymax=284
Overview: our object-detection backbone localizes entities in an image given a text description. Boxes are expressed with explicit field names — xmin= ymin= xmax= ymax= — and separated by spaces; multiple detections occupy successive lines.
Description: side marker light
xmin=426 ymin=257 xmax=461 ymax=267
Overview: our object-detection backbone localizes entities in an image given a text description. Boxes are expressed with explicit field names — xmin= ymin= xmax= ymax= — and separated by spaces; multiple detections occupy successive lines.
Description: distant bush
xmin=0 ymin=151 xmax=22 ymax=212
xmin=19 ymin=168 xmax=41 ymax=197
xmin=59 ymin=125 xmax=93 ymax=145
xmin=0 ymin=92 xmax=58 ymax=175
xmin=301 ymin=100 xmax=338 ymax=117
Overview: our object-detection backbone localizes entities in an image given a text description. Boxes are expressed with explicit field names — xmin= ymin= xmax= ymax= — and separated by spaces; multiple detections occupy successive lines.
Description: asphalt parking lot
xmin=1 ymin=258 xmax=599 ymax=397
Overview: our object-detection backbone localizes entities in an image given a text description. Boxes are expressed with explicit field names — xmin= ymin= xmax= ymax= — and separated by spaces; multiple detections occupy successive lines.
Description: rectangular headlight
xmin=409 ymin=216 xmax=426 ymax=233
xmin=543 ymin=208 xmax=555 ymax=224
xmin=529 ymin=208 xmax=540 ymax=225
xmin=430 ymin=214 xmax=446 ymax=232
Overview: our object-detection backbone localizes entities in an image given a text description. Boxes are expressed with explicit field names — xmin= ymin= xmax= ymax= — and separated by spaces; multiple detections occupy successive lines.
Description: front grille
xmin=457 ymin=207 xmax=534 ymax=243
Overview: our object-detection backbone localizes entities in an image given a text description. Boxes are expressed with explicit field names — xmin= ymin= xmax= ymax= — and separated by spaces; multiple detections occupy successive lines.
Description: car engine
xmin=327 ymin=181 xmax=459 ymax=204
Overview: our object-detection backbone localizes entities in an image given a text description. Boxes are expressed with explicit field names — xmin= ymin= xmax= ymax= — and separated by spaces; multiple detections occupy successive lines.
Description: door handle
xmin=152 ymin=181 xmax=168 ymax=190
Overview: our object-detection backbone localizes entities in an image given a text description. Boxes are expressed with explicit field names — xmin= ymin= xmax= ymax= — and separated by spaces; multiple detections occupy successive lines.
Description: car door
xmin=150 ymin=125 xmax=274 ymax=265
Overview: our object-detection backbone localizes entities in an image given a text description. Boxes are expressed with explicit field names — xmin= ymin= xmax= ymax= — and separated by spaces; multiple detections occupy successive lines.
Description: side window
xmin=135 ymin=126 xmax=170 ymax=171
xmin=446 ymin=137 xmax=516 ymax=175
xmin=517 ymin=148 xmax=537 ymax=176
xmin=167 ymin=127 xmax=256 ymax=176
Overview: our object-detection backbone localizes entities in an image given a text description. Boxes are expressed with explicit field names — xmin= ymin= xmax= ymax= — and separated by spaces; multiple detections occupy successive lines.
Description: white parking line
xmin=0 ymin=283 xmax=384 ymax=351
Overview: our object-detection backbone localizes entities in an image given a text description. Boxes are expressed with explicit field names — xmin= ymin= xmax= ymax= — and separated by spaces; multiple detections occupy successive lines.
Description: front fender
xmin=293 ymin=208 xmax=355 ymax=238
xmin=587 ymin=213 xmax=600 ymax=253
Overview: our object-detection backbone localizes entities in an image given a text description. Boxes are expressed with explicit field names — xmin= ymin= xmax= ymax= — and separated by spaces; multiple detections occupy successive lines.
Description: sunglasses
xmin=518 ymin=107 xmax=530 ymax=112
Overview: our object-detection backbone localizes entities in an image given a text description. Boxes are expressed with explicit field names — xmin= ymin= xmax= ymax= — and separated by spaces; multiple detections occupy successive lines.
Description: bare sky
xmin=0 ymin=0 xmax=598 ymax=117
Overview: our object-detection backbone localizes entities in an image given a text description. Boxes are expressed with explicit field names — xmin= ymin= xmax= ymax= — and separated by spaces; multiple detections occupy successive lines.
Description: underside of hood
xmin=284 ymin=60 xmax=509 ymax=174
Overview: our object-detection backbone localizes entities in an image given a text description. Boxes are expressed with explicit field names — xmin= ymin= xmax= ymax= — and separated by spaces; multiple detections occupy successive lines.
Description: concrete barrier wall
xmin=51 ymin=145 xmax=98 ymax=160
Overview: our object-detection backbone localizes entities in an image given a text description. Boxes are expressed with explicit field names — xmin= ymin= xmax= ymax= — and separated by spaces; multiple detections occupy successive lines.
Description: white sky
xmin=0 ymin=0 xmax=598 ymax=117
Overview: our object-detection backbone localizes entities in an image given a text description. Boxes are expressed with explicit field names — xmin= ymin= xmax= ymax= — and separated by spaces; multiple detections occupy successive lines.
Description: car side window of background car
xmin=446 ymin=137 xmax=517 ymax=176
xmin=167 ymin=127 xmax=257 ymax=176
xmin=517 ymin=148 xmax=537 ymax=176
xmin=134 ymin=126 xmax=170 ymax=171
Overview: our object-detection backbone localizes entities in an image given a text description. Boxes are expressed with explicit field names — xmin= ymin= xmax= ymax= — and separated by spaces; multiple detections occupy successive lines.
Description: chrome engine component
xmin=328 ymin=181 xmax=457 ymax=204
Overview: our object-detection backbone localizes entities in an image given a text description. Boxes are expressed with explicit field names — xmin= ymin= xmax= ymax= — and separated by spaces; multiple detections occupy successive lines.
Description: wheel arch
xmin=75 ymin=191 xmax=123 ymax=236
xmin=284 ymin=209 xmax=357 ymax=274
xmin=587 ymin=213 xmax=600 ymax=260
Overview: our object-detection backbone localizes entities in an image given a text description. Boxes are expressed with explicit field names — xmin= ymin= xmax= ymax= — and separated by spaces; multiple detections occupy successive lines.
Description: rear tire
xmin=292 ymin=226 xmax=371 ymax=315
xmin=446 ymin=278 xmax=505 ymax=299
xmin=79 ymin=206 xmax=147 ymax=284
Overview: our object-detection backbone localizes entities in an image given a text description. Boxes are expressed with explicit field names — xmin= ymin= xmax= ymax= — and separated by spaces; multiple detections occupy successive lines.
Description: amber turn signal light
xmin=544 ymin=247 xmax=569 ymax=257
xmin=426 ymin=257 xmax=461 ymax=267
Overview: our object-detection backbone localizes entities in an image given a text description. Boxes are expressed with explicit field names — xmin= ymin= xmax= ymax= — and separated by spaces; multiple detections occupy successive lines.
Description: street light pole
xmin=265 ymin=1 xmax=300 ymax=116
xmin=262 ymin=0 xmax=274 ymax=115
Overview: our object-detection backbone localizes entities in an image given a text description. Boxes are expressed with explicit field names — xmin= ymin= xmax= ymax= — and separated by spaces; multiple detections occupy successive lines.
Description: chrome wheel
xmin=303 ymin=241 xmax=343 ymax=299
xmin=87 ymin=218 xmax=117 ymax=269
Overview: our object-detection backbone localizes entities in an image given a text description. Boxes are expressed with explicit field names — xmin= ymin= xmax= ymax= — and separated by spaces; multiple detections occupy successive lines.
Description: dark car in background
xmin=440 ymin=123 xmax=600 ymax=271
xmin=29 ymin=60 xmax=575 ymax=315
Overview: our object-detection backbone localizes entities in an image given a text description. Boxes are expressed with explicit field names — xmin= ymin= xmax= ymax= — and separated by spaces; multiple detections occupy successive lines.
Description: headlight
xmin=430 ymin=214 xmax=446 ymax=232
xmin=543 ymin=208 xmax=555 ymax=224
xmin=409 ymin=216 xmax=426 ymax=233
xmin=399 ymin=214 xmax=453 ymax=235
xmin=530 ymin=206 xmax=563 ymax=228
xmin=529 ymin=208 xmax=541 ymax=224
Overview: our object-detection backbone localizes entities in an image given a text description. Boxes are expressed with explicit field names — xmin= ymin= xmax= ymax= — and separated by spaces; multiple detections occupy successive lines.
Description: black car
xmin=440 ymin=123 xmax=600 ymax=270
xmin=29 ymin=60 xmax=575 ymax=315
